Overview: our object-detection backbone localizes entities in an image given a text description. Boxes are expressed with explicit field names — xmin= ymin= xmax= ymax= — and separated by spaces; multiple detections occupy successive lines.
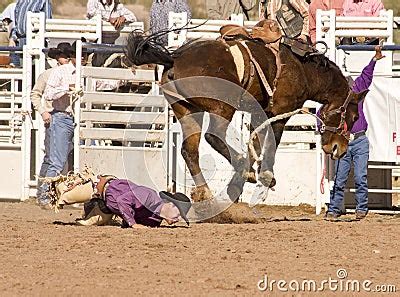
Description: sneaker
xmin=324 ymin=212 xmax=340 ymax=221
xmin=355 ymin=211 xmax=367 ymax=220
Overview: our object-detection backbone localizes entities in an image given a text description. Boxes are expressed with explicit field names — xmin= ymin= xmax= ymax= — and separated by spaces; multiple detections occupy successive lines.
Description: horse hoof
xmin=258 ymin=170 xmax=274 ymax=188
xmin=270 ymin=177 xmax=276 ymax=188
xmin=244 ymin=171 xmax=257 ymax=183
xmin=191 ymin=186 xmax=213 ymax=202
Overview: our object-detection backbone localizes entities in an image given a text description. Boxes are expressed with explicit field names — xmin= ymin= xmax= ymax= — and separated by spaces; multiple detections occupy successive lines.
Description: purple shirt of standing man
xmin=349 ymin=58 xmax=377 ymax=133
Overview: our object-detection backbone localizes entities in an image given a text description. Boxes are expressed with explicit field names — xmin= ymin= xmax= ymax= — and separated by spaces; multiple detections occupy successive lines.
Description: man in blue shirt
xmin=12 ymin=0 xmax=52 ymax=66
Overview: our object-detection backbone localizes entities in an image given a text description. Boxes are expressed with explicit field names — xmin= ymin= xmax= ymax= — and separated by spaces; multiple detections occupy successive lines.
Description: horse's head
xmin=319 ymin=87 xmax=368 ymax=159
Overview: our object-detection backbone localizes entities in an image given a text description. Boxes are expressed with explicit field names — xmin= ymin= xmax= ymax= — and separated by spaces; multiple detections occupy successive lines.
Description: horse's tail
xmin=126 ymin=30 xmax=174 ymax=70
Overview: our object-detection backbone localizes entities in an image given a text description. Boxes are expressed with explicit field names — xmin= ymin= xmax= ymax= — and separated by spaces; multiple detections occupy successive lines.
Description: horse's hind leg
xmin=171 ymin=101 xmax=212 ymax=202
xmin=204 ymin=111 xmax=251 ymax=202
xmin=204 ymin=111 xmax=243 ymax=169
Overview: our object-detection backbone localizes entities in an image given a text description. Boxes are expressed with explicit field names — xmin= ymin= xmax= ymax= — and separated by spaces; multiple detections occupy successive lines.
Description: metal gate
xmin=75 ymin=41 xmax=170 ymax=190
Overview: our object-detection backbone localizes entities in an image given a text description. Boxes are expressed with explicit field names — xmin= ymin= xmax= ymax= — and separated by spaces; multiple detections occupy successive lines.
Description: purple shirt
xmin=350 ymin=59 xmax=376 ymax=133
xmin=104 ymin=179 xmax=164 ymax=227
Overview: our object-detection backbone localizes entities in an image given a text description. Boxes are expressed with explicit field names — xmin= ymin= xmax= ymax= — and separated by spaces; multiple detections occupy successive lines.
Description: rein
xmin=248 ymin=93 xmax=352 ymax=163
xmin=248 ymin=108 xmax=325 ymax=163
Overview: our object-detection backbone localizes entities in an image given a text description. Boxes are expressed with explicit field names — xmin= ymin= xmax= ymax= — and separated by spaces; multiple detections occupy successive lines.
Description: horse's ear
xmin=352 ymin=89 xmax=369 ymax=103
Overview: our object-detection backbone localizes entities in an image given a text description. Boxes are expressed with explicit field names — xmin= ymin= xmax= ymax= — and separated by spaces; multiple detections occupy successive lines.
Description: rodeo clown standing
xmin=325 ymin=45 xmax=385 ymax=220
xmin=76 ymin=175 xmax=192 ymax=228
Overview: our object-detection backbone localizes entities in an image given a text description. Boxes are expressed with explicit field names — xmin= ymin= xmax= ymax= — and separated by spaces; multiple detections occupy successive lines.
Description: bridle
xmin=319 ymin=89 xmax=353 ymax=141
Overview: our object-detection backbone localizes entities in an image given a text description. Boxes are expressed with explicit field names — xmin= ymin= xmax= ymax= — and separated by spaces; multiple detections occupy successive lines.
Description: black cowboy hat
xmin=71 ymin=38 xmax=89 ymax=55
xmin=48 ymin=42 xmax=72 ymax=59
xmin=159 ymin=191 xmax=191 ymax=226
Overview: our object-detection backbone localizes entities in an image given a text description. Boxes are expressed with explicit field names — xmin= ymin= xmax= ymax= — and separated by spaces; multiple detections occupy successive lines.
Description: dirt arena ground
xmin=0 ymin=200 xmax=399 ymax=296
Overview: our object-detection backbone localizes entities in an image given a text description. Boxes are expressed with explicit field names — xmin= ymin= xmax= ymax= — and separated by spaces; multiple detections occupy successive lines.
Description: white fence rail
xmin=0 ymin=13 xmax=146 ymax=200
xmin=74 ymin=40 xmax=170 ymax=190
xmin=0 ymin=67 xmax=25 ymax=200
xmin=316 ymin=9 xmax=394 ymax=73
xmin=27 ymin=12 xmax=144 ymax=46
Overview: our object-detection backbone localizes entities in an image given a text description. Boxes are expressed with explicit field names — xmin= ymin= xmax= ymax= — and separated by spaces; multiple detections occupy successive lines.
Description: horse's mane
xmin=295 ymin=46 xmax=341 ymax=73
xmin=302 ymin=53 xmax=337 ymax=69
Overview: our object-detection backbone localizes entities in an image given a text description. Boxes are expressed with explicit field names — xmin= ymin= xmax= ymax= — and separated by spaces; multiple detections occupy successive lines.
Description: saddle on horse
xmin=219 ymin=20 xmax=316 ymax=57
xmin=218 ymin=20 xmax=318 ymax=106
xmin=218 ymin=21 xmax=282 ymax=99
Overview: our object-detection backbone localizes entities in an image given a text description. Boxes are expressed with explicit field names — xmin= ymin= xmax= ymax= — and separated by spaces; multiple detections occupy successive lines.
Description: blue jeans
xmin=10 ymin=37 xmax=25 ymax=67
xmin=38 ymin=112 xmax=74 ymax=200
xmin=328 ymin=135 xmax=369 ymax=214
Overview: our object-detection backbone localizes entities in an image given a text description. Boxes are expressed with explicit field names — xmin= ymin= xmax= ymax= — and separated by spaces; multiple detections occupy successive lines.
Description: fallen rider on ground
xmin=41 ymin=171 xmax=192 ymax=228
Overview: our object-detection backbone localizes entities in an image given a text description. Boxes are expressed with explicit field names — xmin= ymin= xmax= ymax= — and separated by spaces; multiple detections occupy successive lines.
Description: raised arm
xmin=352 ymin=46 xmax=385 ymax=93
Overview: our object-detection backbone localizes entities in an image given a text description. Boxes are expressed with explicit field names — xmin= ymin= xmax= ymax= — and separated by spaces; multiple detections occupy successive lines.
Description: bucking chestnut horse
xmin=125 ymin=20 xmax=367 ymax=204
